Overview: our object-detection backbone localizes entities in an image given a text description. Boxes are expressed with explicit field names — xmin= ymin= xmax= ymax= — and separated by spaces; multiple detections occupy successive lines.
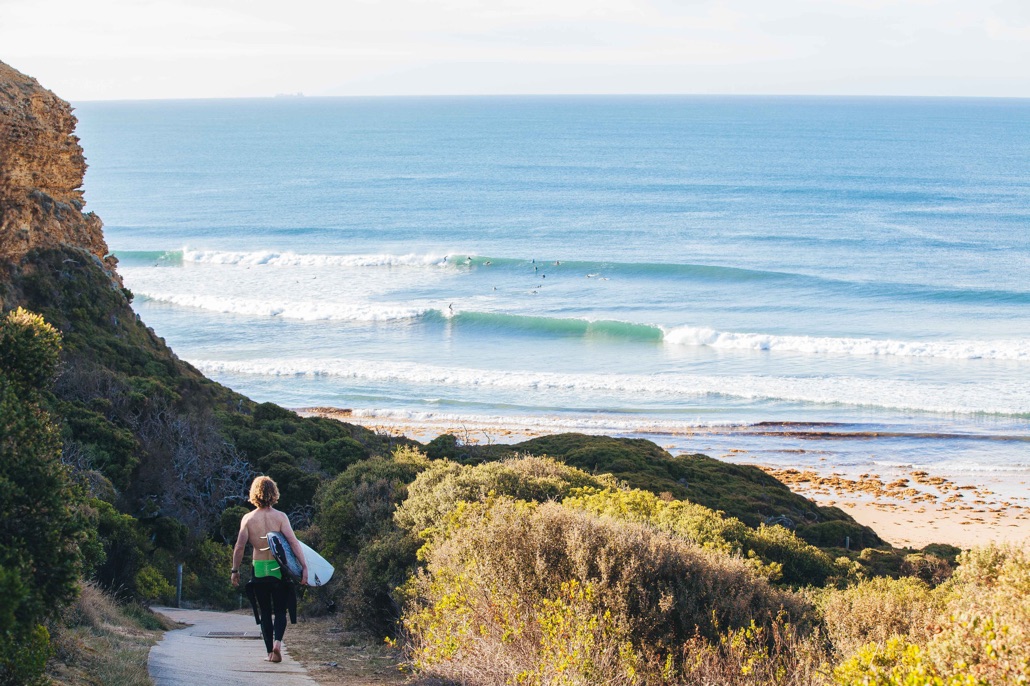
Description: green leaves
xmin=0 ymin=308 xmax=83 ymax=684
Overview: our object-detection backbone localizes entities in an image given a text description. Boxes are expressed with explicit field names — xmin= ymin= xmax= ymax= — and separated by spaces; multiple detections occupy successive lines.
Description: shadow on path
xmin=149 ymin=606 xmax=318 ymax=686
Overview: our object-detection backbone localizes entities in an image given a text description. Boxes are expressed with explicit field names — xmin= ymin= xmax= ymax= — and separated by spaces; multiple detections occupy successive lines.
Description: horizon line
xmin=71 ymin=92 xmax=1030 ymax=105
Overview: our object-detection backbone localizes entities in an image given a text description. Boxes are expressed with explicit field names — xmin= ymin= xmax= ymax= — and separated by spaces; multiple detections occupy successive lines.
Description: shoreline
xmin=302 ymin=406 xmax=1030 ymax=550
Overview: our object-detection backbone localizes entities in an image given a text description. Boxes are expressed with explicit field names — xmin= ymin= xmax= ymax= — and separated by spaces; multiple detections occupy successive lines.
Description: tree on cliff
xmin=0 ymin=308 xmax=86 ymax=685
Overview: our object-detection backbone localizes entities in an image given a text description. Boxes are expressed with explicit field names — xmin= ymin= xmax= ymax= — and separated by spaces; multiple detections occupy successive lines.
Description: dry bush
xmin=818 ymin=576 xmax=940 ymax=658
xmin=133 ymin=402 xmax=252 ymax=537
xmin=678 ymin=618 xmax=828 ymax=686
xmin=924 ymin=543 xmax=1030 ymax=683
xmin=403 ymin=497 xmax=811 ymax=685
xmin=830 ymin=543 xmax=1030 ymax=685
xmin=59 ymin=582 xmax=125 ymax=631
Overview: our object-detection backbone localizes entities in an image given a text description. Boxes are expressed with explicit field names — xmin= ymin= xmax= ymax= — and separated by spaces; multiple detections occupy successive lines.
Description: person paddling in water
xmin=231 ymin=476 xmax=308 ymax=663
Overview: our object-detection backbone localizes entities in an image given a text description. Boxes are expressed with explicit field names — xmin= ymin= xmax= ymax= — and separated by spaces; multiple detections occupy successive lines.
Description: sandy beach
xmin=302 ymin=407 xmax=1030 ymax=551
xmin=761 ymin=466 xmax=1030 ymax=549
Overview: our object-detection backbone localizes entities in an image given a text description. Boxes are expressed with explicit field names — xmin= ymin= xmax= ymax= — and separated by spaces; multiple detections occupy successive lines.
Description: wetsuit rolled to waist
xmin=245 ymin=559 xmax=296 ymax=625
xmin=253 ymin=559 xmax=282 ymax=580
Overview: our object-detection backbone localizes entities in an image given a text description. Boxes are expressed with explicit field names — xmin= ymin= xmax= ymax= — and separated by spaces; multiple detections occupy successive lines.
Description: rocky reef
xmin=0 ymin=61 xmax=114 ymax=275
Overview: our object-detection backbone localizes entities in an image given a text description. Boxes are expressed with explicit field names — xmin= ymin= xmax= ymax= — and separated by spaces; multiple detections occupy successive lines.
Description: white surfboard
xmin=265 ymin=532 xmax=335 ymax=587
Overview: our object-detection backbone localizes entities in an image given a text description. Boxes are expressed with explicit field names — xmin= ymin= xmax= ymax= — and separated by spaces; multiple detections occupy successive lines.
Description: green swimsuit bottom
xmin=253 ymin=559 xmax=282 ymax=580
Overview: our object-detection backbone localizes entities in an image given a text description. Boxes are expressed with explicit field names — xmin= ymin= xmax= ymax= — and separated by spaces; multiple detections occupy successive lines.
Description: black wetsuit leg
xmin=271 ymin=580 xmax=288 ymax=642
xmin=253 ymin=578 xmax=289 ymax=653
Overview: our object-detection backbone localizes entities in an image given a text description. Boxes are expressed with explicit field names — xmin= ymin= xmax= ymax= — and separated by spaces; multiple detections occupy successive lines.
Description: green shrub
xmin=264 ymin=462 xmax=319 ymax=515
xmin=0 ymin=308 xmax=85 ymax=685
xmin=253 ymin=401 xmax=298 ymax=423
xmin=748 ymin=522 xmax=843 ymax=587
xmin=0 ymin=624 xmax=51 ymax=686
xmin=679 ymin=616 xmax=827 ymax=686
xmin=181 ymin=538 xmax=236 ymax=609
xmin=856 ymin=547 xmax=907 ymax=578
xmin=317 ymin=446 xmax=429 ymax=559
xmin=135 ymin=565 xmax=175 ymax=605
xmin=395 ymin=455 xmax=610 ymax=538
xmin=88 ymin=499 xmax=151 ymax=597
xmin=314 ymin=446 xmax=430 ymax=634
xmin=439 ymin=432 xmax=880 ymax=549
xmin=219 ymin=505 xmax=249 ymax=544
xmin=925 ymin=544 xmax=1030 ymax=683
xmin=832 ymin=637 xmax=938 ymax=686
xmin=563 ymin=486 xmax=843 ymax=586
xmin=797 ymin=518 xmax=881 ymax=550
xmin=57 ymin=401 xmax=139 ymax=491
xmin=317 ymin=436 xmax=369 ymax=474
xmin=339 ymin=529 xmax=421 ymax=635
xmin=900 ymin=552 xmax=954 ymax=587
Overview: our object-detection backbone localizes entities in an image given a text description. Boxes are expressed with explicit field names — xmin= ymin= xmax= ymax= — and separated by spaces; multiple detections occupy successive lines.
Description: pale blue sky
xmin=3 ymin=0 xmax=1029 ymax=100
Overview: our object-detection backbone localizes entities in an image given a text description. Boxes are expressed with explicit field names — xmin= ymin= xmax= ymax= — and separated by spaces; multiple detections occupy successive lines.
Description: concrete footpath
xmin=149 ymin=607 xmax=318 ymax=686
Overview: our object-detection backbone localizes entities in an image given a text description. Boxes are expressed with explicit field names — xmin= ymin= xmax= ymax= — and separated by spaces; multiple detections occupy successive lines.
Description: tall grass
xmin=47 ymin=582 xmax=170 ymax=686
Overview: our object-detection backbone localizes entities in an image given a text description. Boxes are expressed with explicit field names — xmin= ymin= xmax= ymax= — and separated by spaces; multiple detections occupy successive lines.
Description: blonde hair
xmin=249 ymin=476 xmax=279 ymax=508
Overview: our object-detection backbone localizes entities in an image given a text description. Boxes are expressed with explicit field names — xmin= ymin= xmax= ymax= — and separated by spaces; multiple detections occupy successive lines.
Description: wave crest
xmin=663 ymin=326 xmax=1030 ymax=361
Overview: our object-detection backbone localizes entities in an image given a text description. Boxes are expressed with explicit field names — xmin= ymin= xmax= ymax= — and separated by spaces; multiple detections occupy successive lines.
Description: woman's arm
xmin=280 ymin=513 xmax=309 ymax=585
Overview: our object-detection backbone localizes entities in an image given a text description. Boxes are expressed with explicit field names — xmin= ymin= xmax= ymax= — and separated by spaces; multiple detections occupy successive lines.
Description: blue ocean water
xmin=73 ymin=96 xmax=1030 ymax=490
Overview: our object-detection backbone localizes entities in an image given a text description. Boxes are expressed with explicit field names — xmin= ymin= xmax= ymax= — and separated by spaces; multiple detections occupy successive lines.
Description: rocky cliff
xmin=0 ymin=60 xmax=115 ymax=272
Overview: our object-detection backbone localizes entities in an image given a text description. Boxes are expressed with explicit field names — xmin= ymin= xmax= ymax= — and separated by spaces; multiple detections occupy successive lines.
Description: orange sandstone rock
xmin=0 ymin=60 xmax=115 ymax=275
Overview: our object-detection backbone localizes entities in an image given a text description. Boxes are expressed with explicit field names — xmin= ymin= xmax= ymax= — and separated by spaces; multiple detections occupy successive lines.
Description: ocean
xmin=72 ymin=96 xmax=1030 ymax=497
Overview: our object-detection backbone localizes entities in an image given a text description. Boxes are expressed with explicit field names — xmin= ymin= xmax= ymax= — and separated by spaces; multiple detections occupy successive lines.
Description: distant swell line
xmin=114 ymin=248 xmax=1030 ymax=304
xmin=193 ymin=358 xmax=1030 ymax=416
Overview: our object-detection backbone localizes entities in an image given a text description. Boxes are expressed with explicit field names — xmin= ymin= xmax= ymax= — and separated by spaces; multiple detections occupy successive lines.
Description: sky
xmin=2 ymin=0 xmax=1029 ymax=100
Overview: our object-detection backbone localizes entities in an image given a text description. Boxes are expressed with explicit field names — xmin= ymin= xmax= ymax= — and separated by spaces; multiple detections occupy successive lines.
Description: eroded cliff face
xmin=0 ymin=60 xmax=114 ymax=270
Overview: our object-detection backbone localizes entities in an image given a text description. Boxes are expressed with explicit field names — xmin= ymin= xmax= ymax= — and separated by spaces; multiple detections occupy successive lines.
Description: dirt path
xmin=148 ymin=606 xmax=318 ymax=686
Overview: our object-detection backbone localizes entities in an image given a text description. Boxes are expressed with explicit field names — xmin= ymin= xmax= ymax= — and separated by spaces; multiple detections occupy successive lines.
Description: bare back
xmin=241 ymin=507 xmax=289 ymax=560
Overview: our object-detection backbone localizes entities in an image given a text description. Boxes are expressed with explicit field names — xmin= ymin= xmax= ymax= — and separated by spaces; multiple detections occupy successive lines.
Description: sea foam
xmin=181 ymin=249 xmax=453 ymax=268
xmin=192 ymin=358 xmax=1030 ymax=416
xmin=663 ymin=325 xmax=1030 ymax=361
xmin=136 ymin=292 xmax=427 ymax=321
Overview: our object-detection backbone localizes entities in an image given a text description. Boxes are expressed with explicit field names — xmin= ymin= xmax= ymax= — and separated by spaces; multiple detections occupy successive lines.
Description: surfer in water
xmin=232 ymin=475 xmax=308 ymax=663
